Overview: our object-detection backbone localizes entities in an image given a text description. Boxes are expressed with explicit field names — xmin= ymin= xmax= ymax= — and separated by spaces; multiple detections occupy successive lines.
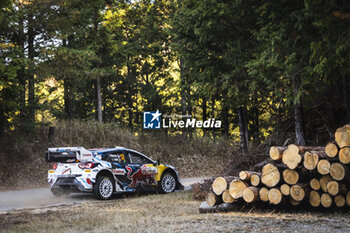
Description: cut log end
xmin=325 ymin=142 xmax=338 ymax=158
xmin=339 ymin=147 xmax=350 ymax=164
xmin=283 ymin=169 xmax=299 ymax=185
xmin=290 ymin=198 xmax=300 ymax=206
xmin=239 ymin=171 xmax=249 ymax=180
xmin=206 ymin=192 xmax=221 ymax=207
xmin=222 ymin=189 xmax=235 ymax=204
xmin=282 ymin=144 xmax=302 ymax=169
xmin=346 ymin=192 xmax=350 ymax=206
xmin=335 ymin=124 xmax=350 ymax=148
xmin=317 ymin=160 xmax=331 ymax=175
xmin=229 ymin=179 xmax=248 ymax=199
xmin=261 ymin=163 xmax=281 ymax=188
xmin=309 ymin=191 xmax=321 ymax=207
xmin=250 ymin=174 xmax=260 ymax=186
xmin=280 ymin=184 xmax=290 ymax=196
xmin=327 ymin=181 xmax=339 ymax=196
xmin=243 ymin=187 xmax=259 ymax=203
xmin=335 ymin=195 xmax=345 ymax=207
xmin=330 ymin=163 xmax=347 ymax=181
xmin=212 ymin=177 xmax=228 ymax=195
xmin=310 ymin=178 xmax=321 ymax=191
xmin=320 ymin=175 xmax=332 ymax=192
xmin=303 ymin=151 xmax=319 ymax=170
xmin=259 ymin=187 xmax=269 ymax=202
xmin=268 ymin=188 xmax=283 ymax=205
xmin=269 ymin=146 xmax=284 ymax=160
xmin=290 ymin=184 xmax=306 ymax=201
xmin=320 ymin=193 xmax=332 ymax=208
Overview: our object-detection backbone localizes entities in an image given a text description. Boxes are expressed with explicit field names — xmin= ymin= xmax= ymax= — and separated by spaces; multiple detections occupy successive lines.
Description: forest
xmin=1 ymin=0 xmax=350 ymax=150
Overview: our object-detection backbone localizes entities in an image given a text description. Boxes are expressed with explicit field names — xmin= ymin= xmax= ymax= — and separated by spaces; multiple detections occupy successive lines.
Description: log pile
xmin=203 ymin=124 xmax=350 ymax=210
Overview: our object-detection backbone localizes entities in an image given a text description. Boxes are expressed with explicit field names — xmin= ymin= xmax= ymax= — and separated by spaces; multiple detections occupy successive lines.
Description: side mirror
xmin=157 ymin=159 xmax=160 ymax=165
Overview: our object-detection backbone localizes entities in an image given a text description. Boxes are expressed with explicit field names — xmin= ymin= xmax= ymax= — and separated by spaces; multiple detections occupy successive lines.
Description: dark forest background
xmin=1 ymin=0 xmax=350 ymax=152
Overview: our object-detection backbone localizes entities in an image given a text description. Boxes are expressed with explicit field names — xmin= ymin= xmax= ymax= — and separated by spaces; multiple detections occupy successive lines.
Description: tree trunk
xmin=27 ymin=14 xmax=35 ymax=122
xmin=202 ymin=97 xmax=207 ymax=137
xmin=18 ymin=16 xmax=26 ymax=118
xmin=252 ymin=92 xmax=260 ymax=143
xmin=64 ymin=79 xmax=74 ymax=119
xmin=238 ymin=106 xmax=248 ymax=153
xmin=179 ymin=57 xmax=190 ymax=138
xmin=212 ymin=97 xmax=216 ymax=141
xmin=292 ymin=74 xmax=306 ymax=146
xmin=343 ymin=75 xmax=350 ymax=122
xmin=222 ymin=102 xmax=229 ymax=139
xmin=96 ymin=77 xmax=102 ymax=123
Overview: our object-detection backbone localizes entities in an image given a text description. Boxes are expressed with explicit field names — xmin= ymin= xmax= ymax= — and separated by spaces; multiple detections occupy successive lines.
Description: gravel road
xmin=0 ymin=177 xmax=206 ymax=212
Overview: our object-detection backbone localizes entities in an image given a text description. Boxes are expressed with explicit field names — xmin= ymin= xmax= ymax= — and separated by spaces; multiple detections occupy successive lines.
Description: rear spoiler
xmin=45 ymin=147 xmax=93 ymax=163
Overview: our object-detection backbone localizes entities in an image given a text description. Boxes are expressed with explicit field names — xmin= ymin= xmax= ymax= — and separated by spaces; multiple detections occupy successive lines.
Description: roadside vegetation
xmin=1 ymin=191 xmax=350 ymax=233
xmin=0 ymin=121 xmax=241 ymax=190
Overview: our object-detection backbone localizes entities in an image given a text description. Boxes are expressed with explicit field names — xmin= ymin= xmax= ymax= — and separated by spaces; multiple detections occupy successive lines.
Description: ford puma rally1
xmin=46 ymin=147 xmax=182 ymax=200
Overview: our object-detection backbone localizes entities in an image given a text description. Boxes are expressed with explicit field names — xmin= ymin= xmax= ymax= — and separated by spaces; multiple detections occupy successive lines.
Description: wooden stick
xmin=242 ymin=187 xmax=259 ymax=203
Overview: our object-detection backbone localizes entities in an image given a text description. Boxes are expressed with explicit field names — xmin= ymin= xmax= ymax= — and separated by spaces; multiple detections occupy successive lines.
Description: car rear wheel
xmin=94 ymin=176 xmax=114 ymax=200
xmin=159 ymin=172 xmax=176 ymax=193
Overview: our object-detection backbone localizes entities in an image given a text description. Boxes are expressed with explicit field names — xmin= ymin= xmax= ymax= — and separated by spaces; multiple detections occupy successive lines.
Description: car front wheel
xmin=159 ymin=172 xmax=176 ymax=193
xmin=93 ymin=176 xmax=114 ymax=200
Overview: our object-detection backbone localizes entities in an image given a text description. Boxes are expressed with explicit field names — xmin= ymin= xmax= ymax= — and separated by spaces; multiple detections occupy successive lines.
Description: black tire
xmin=158 ymin=172 xmax=177 ymax=194
xmin=93 ymin=176 xmax=114 ymax=200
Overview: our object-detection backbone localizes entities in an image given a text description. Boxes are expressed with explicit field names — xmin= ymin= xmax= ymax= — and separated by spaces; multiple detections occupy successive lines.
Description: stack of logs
xmin=206 ymin=124 xmax=350 ymax=209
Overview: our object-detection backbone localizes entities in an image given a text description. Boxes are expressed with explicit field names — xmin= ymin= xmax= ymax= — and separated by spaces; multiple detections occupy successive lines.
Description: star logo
xmin=143 ymin=110 xmax=162 ymax=129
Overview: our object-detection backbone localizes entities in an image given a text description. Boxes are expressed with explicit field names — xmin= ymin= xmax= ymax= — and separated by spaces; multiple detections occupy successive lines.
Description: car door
xmin=102 ymin=150 xmax=131 ymax=191
xmin=125 ymin=150 xmax=157 ymax=191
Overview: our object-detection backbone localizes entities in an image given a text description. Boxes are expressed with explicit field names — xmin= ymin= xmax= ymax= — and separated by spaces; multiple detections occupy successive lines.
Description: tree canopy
xmin=1 ymin=0 xmax=349 ymax=147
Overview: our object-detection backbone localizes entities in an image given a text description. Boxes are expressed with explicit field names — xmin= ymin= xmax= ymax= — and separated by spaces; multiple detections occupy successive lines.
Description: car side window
xmin=103 ymin=151 xmax=129 ymax=164
xmin=128 ymin=151 xmax=151 ymax=164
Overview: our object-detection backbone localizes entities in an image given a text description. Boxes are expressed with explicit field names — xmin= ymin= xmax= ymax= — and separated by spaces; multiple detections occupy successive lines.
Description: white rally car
xmin=46 ymin=147 xmax=182 ymax=200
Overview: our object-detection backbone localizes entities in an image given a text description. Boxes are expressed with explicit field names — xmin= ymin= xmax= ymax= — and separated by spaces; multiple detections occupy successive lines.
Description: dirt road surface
xmin=1 ymin=191 xmax=350 ymax=233
xmin=0 ymin=177 xmax=206 ymax=212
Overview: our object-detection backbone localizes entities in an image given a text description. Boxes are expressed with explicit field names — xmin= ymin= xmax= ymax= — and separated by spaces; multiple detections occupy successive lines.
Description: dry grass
xmin=0 ymin=120 xmax=240 ymax=190
xmin=1 ymin=191 xmax=350 ymax=232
